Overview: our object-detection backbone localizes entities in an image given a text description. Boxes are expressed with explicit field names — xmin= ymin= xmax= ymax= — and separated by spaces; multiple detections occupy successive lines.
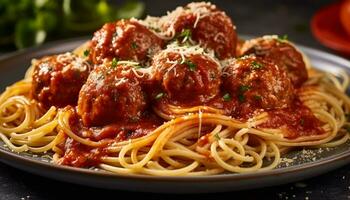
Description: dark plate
xmin=0 ymin=37 xmax=350 ymax=194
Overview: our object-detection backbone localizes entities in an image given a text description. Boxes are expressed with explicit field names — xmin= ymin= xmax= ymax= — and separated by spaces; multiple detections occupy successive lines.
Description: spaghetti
xmin=0 ymin=2 xmax=349 ymax=176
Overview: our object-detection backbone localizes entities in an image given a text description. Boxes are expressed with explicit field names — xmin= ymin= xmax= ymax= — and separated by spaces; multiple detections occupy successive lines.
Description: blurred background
xmin=0 ymin=0 xmax=349 ymax=57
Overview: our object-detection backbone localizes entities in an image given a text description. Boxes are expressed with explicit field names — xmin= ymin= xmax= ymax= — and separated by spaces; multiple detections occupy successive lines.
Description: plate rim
xmin=0 ymin=37 xmax=350 ymax=182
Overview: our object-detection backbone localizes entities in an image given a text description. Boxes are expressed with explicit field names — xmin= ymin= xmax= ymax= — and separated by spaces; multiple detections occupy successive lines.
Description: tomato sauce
xmin=260 ymin=99 xmax=325 ymax=139
xmin=58 ymin=109 xmax=163 ymax=167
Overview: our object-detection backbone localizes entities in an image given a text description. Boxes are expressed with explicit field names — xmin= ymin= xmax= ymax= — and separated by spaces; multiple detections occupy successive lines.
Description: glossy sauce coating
xmin=36 ymin=2 xmax=328 ymax=167
xmin=59 ymin=107 xmax=162 ymax=167
xmin=162 ymin=2 xmax=237 ymax=59
xmin=31 ymin=53 xmax=91 ymax=108
xmin=77 ymin=63 xmax=146 ymax=127
xmin=152 ymin=51 xmax=221 ymax=105
xmin=260 ymin=99 xmax=325 ymax=139
xmin=240 ymin=36 xmax=308 ymax=87
xmin=90 ymin=19 xmax=164 ymax=64
xmin=222 ymin=55 xmax=295 ymax=118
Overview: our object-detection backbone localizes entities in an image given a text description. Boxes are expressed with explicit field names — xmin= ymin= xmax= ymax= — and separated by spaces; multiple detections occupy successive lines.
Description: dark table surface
xmin=1 ymin=0 xmax=350 ymax=199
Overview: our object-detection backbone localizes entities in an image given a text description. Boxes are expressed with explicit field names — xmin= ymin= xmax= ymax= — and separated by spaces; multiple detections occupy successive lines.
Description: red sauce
xmin=69 ymin=109 xmax=163 ymax=142
xmin=90 ymin=19 xmax=164 ymax=64
xmin=32 ymin=2 xmax=325 ymax=168
xmin=31 ymin=53 xmax=91 ymax=109
xmin=58 ymin=108 xmax=163 ymax=167
xmin=260 ymin=99 xmax=325 ymax=139
xmin=58 ymin=137 xmax=109 ymax=168
xmin=198 ymin=134 xmax=211 ymax=146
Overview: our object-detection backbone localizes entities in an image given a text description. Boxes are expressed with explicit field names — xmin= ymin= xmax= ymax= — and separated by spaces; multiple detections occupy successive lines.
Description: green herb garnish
xmin=111 ymin=57 xmax=119 ymax=68
xmin=300 ymin=118 xmax=305 ymax=126
xmin=251 ymin=61 xmax=263 ymax=70
xmin=184 ymin=60 xmax=196 ymax=71
xmin=239 ymin=85 xmax=251 ymax=93
xmin=277 ymin=34 xmax=288 ymax=43
xmin=238 ymin=94 xmax=245 ymax=103
xmin=83 ymin=50 xmax=90 ymax=57
xmin=253 ymin=95 xmax=262 ymax=101
xmin=155 ymin=92 xmax=165 ymax=100
xmin=223 ymin=93 xmax=231 ymax=101
xmin=179 ymin=29 xmax=192 ymax=39
xmin=131 ymin=41 xmax=138 ymax=49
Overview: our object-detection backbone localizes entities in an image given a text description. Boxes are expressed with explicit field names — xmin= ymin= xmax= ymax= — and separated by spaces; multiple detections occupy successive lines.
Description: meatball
xmin=160 ymin=2 xmax=237 ymax=59
xmin=152 ymin=49 xmax=221 ymax=105
xmin=31 ymin=53 xmax=91 ymax=108
xmin=222 ymin=55 xmax=295 ymax=116
xmin=89 ymin=19 xmax=164 ymax=65
xmin=239 ymin=36 xmax=308 ymax=87
xmin=77 ymin=63 xmax=146 ymax=127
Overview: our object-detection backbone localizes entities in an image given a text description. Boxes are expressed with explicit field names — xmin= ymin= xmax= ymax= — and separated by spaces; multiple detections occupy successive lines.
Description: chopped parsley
xmin=223 ymin=93 xmax=231 ymax=101
xmin=179 ymin=29 xmax=192 ymax=39
xmin=239 ymin=85 xmax=251 ymax=93
xmin=238 ymin=94 xmax=245 ymax=103
xmin=237 ymin=85 xmax=250 ymax=103
xmin=155 ymin=92 xmax=165 ymax=100
xmin=300 ymin=118 xmax=305 ymax=126
xmin=277 ymin=34 xmax=288 ymax=43
xmin=131 ymin=42 xmax=138 ymax=49
xmin=253 ymin=95 xmax=262 ymax=101
xmin=111 ymin=58 xmax=119 ymax=68
xmin=83 ymin=50 xmax=90 ymax=57
xmin=251 ymin=61 xmax=263 ymax=70
xmin=184 ymin=60 xmax=196 ymax=71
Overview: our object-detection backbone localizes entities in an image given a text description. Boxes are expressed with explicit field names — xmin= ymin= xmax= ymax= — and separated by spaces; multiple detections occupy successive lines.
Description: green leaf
xmin=35 ymin=11 xmax=58 ymax=32
xmin=277 ymin=34 xmax=288 ymax=43
xmin=251 ymin=61 xmax=263 ymax=70
xmin=223 ymin=93 xmax=231 ymax=101
xmin=253 ymin=95 xmax=262 ymax=101
xmin=15 ymin=19 xmax=46 ymax=49
xmin=111 ymin=57 xmax=119 ymax=68
xmin=239 ymin=85 xmax=251 ymax=93
xmin=116 ymin=0 xmax=145 ymax=19
xmin=238 ymin=94 xmax=245 ymax=103
xmin=184 ymin=60 xmax=196 ymax=71
xmin=155 ymin=92 xmax=165 ymax=100
xmin=83 ymin=50 xmax=90 ymax=57
xmin=131 ymin=41 xmax=138 ymax=49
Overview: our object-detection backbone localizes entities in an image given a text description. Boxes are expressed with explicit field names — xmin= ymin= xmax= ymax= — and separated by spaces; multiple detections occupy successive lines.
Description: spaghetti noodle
xmin=0 ymin=2 xmax=349 ymax=176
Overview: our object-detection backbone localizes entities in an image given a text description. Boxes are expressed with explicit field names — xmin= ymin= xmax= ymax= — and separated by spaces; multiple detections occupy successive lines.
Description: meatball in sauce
xmin=31 ymin=53 xmax=91 ymax=109
xmin=240 ymin=35 xmax=308 ymax=87
xmin=159 ymin=2 xmax=237 ymax=59
xmin=90 ymin=19 xmax=164 ymax=65
xmin=152 ymin=46 xmax=221 ymax=106
xmin=77 ymin=62 xmax=147 ymax=127
xmin=222 ymin=55 xmax=295 ymax=118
